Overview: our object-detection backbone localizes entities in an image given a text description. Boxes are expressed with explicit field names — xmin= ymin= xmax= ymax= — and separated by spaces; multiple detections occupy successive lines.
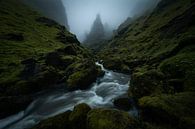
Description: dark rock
xmin=21 ymin=58 xmax=36 ymax=65
xmin=56 ymin=31 xmax=80 ymax=44
xmin=66 ymin=61 xmax=99 ymax=90
xmin=66 ymin=35 xmax=80 ymax=44
xmin=45 ymin=51 xmax=75 ymax=69
xmin=7 ymin=68 xmax=61 ymax=96
xmin=129 ymin=69 xmax=164 ymax=98
xmin=21 ymin=58 xmax=39 ymax=79
xmin=30 ymin=69 xmax=61 ymax=90
xmin=63 ymin=45 xmax=77 ymax=55
xmin=36 ymin=17 xmax=58 ymax=27
xmin=69 ymin=103 xmax=91 ymax=129
xmin=32 ymin=110 xmax=72 ymax=129
xmin=103 ymin=59 xmax=130 ymax=74
xmin=45 ymin=52 xmax=61 ymax=67
xmin=87 ymin=108 xmax=139 ymax=129
xmin=0 ymin=95 xmax=32 ymax=119
xmin=0 ymin=33 xmax=24 ymax=41
xmin=113 ymin=98 xmax=133 ymax=111
xmin=168 ymin=79 xmax=184 ymax=93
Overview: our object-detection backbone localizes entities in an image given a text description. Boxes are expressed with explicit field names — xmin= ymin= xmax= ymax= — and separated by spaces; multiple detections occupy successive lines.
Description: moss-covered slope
xmin=0 ymin=0 xmax=99 ymax=118
xmin=99 ymin=0 xmax=195 ymax=128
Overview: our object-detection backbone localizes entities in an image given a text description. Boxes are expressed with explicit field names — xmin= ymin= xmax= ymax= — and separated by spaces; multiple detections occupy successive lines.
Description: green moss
xmin=139 ymin=92 xmax=195 ymax=129
xmin=69 ymin=103 xmax=91 ymax=129
xmin=129 ymin=69 xmax=164 ymax=98
xmin=159 ymin=52 xmax=195 ymax=91
xmin=87 ymin=108 xmax=139 ymax=129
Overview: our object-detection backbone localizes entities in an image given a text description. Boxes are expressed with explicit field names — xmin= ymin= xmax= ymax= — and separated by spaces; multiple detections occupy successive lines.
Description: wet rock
xmin=113 ymin=98 xmax=133 ymax=111
xmin=0 ymin=95 xmax=32 ymax=119
xmin=69 ymin=103 xmax=91 ymax=129
xmin=32 ymin=110 xmax=72 ymax=129
xmin=66 ymin=61 xmax=99 ymax=90
xmin=87 ymin=108 xmax=139 ymax=129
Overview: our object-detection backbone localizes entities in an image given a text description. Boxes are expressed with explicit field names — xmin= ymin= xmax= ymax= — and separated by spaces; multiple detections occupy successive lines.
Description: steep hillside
xmin=99 ymin=0 xmax=195 ymax=128
xmin=22 ymin=0 xmax=70 ymax=30
xmin=0 ymin=0 xmax=100 ymax=118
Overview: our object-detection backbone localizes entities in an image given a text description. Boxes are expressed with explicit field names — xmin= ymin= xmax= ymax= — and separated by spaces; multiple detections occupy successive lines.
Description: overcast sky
xmin=62 ymin=0 xmax=160 ymax=41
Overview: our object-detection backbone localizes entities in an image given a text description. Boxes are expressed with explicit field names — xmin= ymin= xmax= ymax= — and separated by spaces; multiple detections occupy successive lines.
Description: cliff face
xmin=22 ymin=0 xmax=70 ymax=30
xmin=83 ymin=14 xmax=106 ymax=50
xmin=99 ymin=0 xmax=195 ymax=128
xmin=0 ymin=0 xmax=100 ymax=118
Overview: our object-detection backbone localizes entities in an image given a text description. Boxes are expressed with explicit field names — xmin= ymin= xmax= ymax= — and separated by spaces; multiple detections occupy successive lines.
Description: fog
xmin=62 ymin=0 xmax=160 ymax=41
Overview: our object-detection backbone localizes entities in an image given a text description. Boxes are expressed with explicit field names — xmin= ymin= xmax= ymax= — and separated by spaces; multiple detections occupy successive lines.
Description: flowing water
xmin=0 ymin=63 xmax=138 ymax=129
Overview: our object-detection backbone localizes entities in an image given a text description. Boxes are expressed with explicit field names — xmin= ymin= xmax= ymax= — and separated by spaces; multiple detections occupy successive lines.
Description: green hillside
xmin=0 ymin=0 xmax=100 ymax=118
xmin=98 ymin=0 xmax=195 ymax=128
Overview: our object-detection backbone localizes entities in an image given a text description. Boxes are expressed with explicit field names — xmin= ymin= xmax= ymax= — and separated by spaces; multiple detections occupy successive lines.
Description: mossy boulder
xmin=87 ymin=108 xmax=139 ymax=129
xmin=159 ymin=52 xmax=195 ymax=92
xmin=69 ymin=103 xmax=91 ymax=129
xmin=66 ymin=60 xmax=99 ymax=90
xmin=113 ymin=98 xmax=133 ymax=111
xmin=32 ymin=110 xmax=72 ymax=129
xmin=103 ymin=58 xmax=130 ymax=73
xmin=138 ymin=92 xmax=195 ymax=129
xmin=129 ymin=69 xmax=164 ymax=98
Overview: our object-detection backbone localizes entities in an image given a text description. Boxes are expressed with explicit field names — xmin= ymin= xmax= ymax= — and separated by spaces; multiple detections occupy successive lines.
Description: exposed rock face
xmin=83 ymin=14 xmax=106 ymax=49
xmin=22 ymin=0 xmax=70 ymax=30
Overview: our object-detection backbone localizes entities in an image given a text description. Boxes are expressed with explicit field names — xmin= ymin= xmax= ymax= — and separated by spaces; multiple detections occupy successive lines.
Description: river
xmin=0 ymin=62 xmax=138 ymax=129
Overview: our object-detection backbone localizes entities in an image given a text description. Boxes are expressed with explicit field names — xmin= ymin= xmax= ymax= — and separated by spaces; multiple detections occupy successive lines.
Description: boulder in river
xmin=31 ymin=104 xmax=141 ymax=129
xmin=87 ymin=108 xmax=139 ymax=129
xmin=113 ymin=98 xmax=133 ymax=111
xmin=69 ymin=103 xmax=91 ymax=129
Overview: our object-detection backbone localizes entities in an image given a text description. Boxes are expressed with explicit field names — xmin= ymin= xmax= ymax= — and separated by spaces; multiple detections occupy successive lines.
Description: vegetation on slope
xmin=98 ymin=0 xmax=195 ymax=128
xmin=0 ymin=0 xmax=100 ymax=118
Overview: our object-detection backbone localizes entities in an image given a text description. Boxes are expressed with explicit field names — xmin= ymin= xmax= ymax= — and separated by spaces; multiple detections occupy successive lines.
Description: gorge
xmin=0 ymin=0 xmax=195 ymax=129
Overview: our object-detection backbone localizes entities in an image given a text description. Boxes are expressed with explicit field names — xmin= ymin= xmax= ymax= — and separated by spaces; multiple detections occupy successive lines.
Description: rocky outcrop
xmin=83 ymin=14 xmax=106 ymax=50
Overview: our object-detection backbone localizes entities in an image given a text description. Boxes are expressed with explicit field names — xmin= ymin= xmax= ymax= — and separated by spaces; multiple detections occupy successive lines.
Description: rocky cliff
xmin=84 ymin=14 xmax=106 ymax=50
xmin=22 ymin=0 xmax=70 ymax=30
